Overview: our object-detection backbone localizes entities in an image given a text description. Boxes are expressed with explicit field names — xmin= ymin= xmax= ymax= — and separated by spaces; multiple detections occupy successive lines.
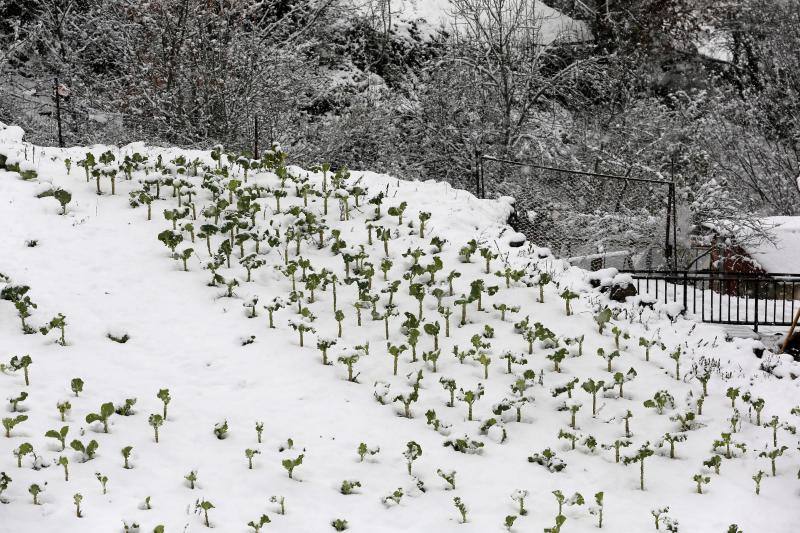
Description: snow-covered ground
xmin=374 ymin=0 xmax=590 ymax=44
xmin=1 ymin=123 xmax=799 ymax=533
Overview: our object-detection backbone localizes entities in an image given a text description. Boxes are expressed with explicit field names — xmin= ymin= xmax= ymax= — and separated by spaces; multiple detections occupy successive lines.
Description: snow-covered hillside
xmin=1 ymin=123 xmax=799 ymax=533
xmin=382 ymin=0 xmax=590 ymax=44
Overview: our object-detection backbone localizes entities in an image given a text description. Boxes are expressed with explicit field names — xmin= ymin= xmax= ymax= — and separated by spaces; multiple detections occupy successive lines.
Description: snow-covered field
xmin=1 ymin=122 xmax=799 ymax=533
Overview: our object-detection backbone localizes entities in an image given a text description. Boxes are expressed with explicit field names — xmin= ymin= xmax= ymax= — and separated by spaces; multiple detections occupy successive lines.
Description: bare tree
xmin=445 ymin=0 xmax=600 ymax=157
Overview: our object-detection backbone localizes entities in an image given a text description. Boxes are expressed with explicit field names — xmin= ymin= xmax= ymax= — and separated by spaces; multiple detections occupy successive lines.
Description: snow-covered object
xmin=0 ymin=123 xmax=25 ymax=143
xmin=744 ymin=216 xmax=800 ymax=273
xmin=391 ymin=0 xmax=591 ymax=44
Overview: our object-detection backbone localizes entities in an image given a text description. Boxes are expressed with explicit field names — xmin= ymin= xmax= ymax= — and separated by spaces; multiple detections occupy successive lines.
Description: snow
xmin=1 ymin=126 xmax=799 ymax=533
xmin=744 ymin=216 xmax=800 ymax=274
xmin=391 ymin=0 xmax=591 ymax=44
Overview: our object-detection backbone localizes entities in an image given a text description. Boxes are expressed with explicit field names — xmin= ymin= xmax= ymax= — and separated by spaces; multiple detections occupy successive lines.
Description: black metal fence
xmin=624 ymin=270 xmax=800 ymax=331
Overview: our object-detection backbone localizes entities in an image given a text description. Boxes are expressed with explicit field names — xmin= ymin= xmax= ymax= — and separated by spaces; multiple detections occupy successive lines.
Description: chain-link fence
xmin=480 ymin=155 xmax=678 ymax=270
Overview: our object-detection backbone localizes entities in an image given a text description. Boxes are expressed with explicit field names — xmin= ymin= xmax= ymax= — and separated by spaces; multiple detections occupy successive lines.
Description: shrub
xmin=612 ymin=368 xmax=637 ymax=398
xmin=639 ymin=337 xmax=666 ymax=362
xmin=331 ymin=518 xmax=349 ymax=531
xmin=340 ymin=479 xmax=361 ymax=495
xmin=658 ymin=433 xmax=687 ymax=459
xmin=13 ymin=442 xmax=32 ymax=467
xmin=596 ymin=348 xmax=621 ymax=372
xmin=73 ymin=493 xmax=82 ymax=517
xmin=245 ymin=448 xmax=260 ymax=469
xmin=458 ymin=384 xmax=485 ymax=421
xmin=70 ymin=378 xmax=84 ymax=397
xmin=534 ymin=272 xmax=551 ymax=303
xmin=595 ymin=308 xmax=612 ymax=333
xmin=157 ymin=389 xmax=171 ymax=419
xmin=8 ymin=391 xmax=27 ymax=412
xmin=704 ymin=454 xmax=722 ymax=474
xmin=57 ymin=401 xmax=71 ymax=421
xmin=459 ymin=239 xmax=478 ymax=263
xmin=528 ymin=448 xmax=566 ymax=472
xmin=39 ymin=313 xmax=68 ymax=345
xmin=85 ymin=402 xmax=115 ymax=433
xmin=197 ymin=499 xmax=214 ymax=527
xmin=70 ymin=438 xmax=99 ymax=462
xmin=693 ymin=473 xmax=710 ymax=494
xmin=58 ymin=456 xmax=69 ymax=480
xmin=669 ymin=347 xmax=683 ymax=380
xmin=443 ymin=436 xmax=484 ymax=454
xmin=560 ymin=289 xmax=579 ymax=316
xmin=759 ymin=446 xmax=788 ymax=476
xmin=282 ymin=454 xmax=304 ymax=479
xmin=602 ymin=438 xmax=631 ymax=463
xmin=712 ymin=432 xmax=746 ymax=459
xmin=375 ymin=487 xmax=402 ymax=509
xmin=558 ymin=428 xmax=580 ymax=450
xmin=622 ymin=410 xmax=634 ymax=438
xmin=547 ymin=348 xmax=568 ymax=373
xmin=96 ymin=472 xmax=108 ymax=494
xmin=423 ymin=349 xmax=442 ymax=373
xmin=403 ymin=441 xmax=422 ymax=475
xmin=45 ymin=426 xmax=69 ymax=451
xmin=623 ymin=442 xmax=655 ymax=490
xmin=149 ymin=414 xmax=164 ymax=443
xmin=3 ymin=415 xmax=27 ymax=437
xmin=386 ymin=342 xmax=408 ymax=376
xmin=590 ymin=492 xmax=604 ymax=528
xmin=552 ymin=377 xmax=580 ymax=400
xmin=453 ymin=496 xmax=468 ymax=523
xmin=248 ymin=514 xmax=271 ymax=532
xmin=581 ymin=379 xmax=605 ymax=416
xmin=28 ymin=483 xmax=43 ymax=505
xmin=726 ymin=387 xmax=740 ymax=408
xmin=121 ymin=446 xmax=133 ymax=469
xmin=752 ymin=470 xmax=765 ymax=495
xmin=611 ymin=326 xmax=630 ymax=349
xmin=213 ymin=420 xmax=229 ymax=440
xmin=552 ymin=490 xmax=584 ymax=516
xmin=270 ymin=495 xmax=285 ymax=515
xmin=644 ymin=390 xmax=675 ymax=414
xmin=0 ymin=472 xmax=10 ymax=502
xmin=9 ymin=355 xmax=32 ymax=386
xmin=479 ymin=247 xmax=498 ymax=274
xmin=436 ymin=468 xmax=456 ymax=490
xmin=338 ymin=347 xmax=362 ymax=383
xmin=356 ymin=442 xmax=381 ymax=463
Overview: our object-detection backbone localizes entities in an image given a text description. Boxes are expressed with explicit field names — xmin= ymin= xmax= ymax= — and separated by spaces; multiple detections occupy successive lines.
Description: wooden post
xmin=780 ymin=307 xmax=800 ymax=353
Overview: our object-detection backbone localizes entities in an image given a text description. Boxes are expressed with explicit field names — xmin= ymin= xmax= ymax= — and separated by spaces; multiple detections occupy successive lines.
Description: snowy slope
xmin=0 ymin=125 xmax=799 ymax=533
xmin=380 ymin=0 xmax=590 ymax=44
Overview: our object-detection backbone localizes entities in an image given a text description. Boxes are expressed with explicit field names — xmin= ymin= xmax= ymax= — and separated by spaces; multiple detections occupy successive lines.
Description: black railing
xmin=622 ymin=270 xmax=800 ymax=331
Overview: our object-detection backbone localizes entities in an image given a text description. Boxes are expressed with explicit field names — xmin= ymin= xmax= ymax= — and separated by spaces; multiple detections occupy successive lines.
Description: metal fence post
xmin=664 ymin=183 xmax=673 ymax=270
xmin=475 ymin=149 xmax=483 ymax=199
xmin=682 ymin=270 xmax=688 ymax=313
xmin=753 ymin=275 xmax=760 ymax=333
xmin=54 ymin=78 xmax=64 ymax=148
xmin=253 ymin=115 xmax=259 ymax=159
